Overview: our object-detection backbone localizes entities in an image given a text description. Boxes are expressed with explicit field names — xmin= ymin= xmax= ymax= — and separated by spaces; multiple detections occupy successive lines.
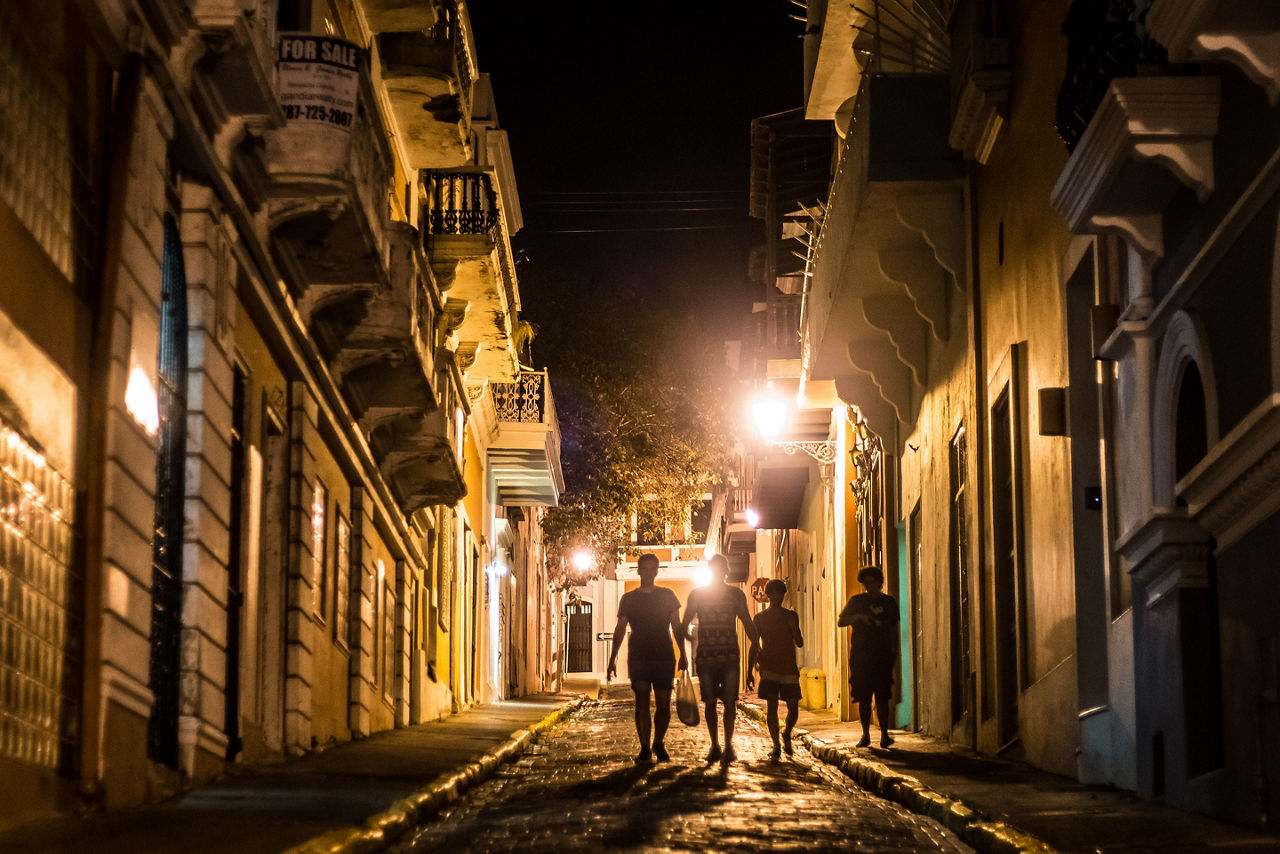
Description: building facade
xmin=744 ymin=0 xmax=1280 ymax=831
xmin=0 ymin=0 xmax=561 ymax=829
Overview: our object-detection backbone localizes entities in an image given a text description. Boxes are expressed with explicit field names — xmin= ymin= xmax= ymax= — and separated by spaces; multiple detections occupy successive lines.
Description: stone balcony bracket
xmin=891 ymin=187 xmax=966 ymax=291
xmin=1149 ymin=0 xmax=1280 ymax=105
xmin=844 ymin=337 xmax=915 ymax=424
xmin=877 ymin=244 xmax=950 ymax=341
xmin=1050 ymin=76 xmax=1221 ymax=264
xmin=1115 ymin=510 xmax=1213 ymax=609
xmin=188 ymin=4 xmax=284 ymax=127
xmin=438 ymin=297 xmax=469 ymax=338
xmin=948 ymin=69 xmax=1011 ymax=165
xmin=861 ymin=295 xmax=929 ymax=383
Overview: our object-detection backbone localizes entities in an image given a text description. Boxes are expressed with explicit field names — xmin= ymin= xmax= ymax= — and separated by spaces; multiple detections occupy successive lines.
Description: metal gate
xmin=565 ymin=602 xmax=592 ymax=673
xmin=147 ymin=213 xmax=188 ymax=768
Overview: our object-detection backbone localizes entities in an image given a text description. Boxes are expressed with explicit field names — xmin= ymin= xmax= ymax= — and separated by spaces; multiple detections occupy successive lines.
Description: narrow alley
xmin=398 ymin=690 xmax=969 ymax=853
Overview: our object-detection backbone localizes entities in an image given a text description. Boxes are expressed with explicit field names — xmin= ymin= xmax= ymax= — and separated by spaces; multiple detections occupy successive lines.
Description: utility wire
xmin=529 ymin=223 xmax=750 ymax=234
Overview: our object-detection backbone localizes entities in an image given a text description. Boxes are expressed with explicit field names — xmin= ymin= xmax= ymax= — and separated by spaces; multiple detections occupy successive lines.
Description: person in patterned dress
xmin=681 ymin=554 xmax=759 ymax=765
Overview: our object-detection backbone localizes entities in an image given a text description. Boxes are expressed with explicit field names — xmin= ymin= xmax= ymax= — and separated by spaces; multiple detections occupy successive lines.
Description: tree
xmin=522 ymin=259 xmax=733 ymax=589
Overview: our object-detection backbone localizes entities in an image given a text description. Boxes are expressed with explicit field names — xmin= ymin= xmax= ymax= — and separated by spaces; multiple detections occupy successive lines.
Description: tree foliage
xmin=522 ymin=259 xmax=733 ymax=589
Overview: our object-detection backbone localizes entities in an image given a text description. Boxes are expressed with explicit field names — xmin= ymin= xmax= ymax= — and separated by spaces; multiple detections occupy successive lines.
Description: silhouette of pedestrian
xmin=837 ymin=565 xmax=900 ymax=748
xmin=607 ymin=554 xmax=688 ymax=764
xmin=749 ymin=578 xmax=804 ymax=759
xmin=681 ymin=553 xmax=759 ymax=766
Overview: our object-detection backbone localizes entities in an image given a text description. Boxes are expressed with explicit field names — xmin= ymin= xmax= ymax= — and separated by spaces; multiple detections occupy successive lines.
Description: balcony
xmin=422 ymin=170 xmax=521 ymax=384
xmin=1050 ymin=0 xmax=1227 ymax=271
xmin=803 ymin=74 xmax=963 ymax=434
xmin=374 ymin=348 xmax=469 ymax=513
xmin=265 ymin=47 xmax=392 ymax=295
xmin=485 ymin=371 xmax=563 ymax=507
xmin=375 ymin=0 xmax=476 ymax=169
xmin=306 ymin=221 xmax=467 ymax=515
xmin=189 ymin=0 xmax=282 ymax=125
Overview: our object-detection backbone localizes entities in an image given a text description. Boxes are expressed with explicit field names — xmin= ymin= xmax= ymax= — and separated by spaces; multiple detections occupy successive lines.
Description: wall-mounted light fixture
xmin=848 ymin=411 xmax=883 ymax=509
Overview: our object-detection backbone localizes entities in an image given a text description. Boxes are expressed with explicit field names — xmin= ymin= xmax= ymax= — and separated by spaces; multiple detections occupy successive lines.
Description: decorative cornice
xmin=1116 ymin=510 xmax=1212 ymax=608
xmin=1149 ymin=0 xmax=1280 ymax=105
xmin=1051 ymin=76 xmax=1221 ymax=262
xmin=1182 ymin=395 xmax=1280 ymax=548
xmin=948 ymin=69 xmax=1010 ymax=165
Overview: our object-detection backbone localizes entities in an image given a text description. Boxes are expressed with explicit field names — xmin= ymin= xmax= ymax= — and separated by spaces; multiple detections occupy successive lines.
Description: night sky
xmin=467 ymin=3 xmax=805 ymax=341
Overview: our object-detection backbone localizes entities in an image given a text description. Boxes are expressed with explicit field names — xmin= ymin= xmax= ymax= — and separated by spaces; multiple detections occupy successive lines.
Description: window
xmin=334 ymin=513 xmax=350 ymax=647
xmin=1174 ymin=363 xmax=1208 ymax=487
xmin=438 ymin=516 xmax=452 ymax=632
xmin=310 ymin=481 xmax=327 ymax=618
xmin=382 ymin=565 xmax=395 ymax=700
xmin=147 ymin=213 xmax=189 ymax=768
xmin=0 ymin=420 xmax=76 ymax=771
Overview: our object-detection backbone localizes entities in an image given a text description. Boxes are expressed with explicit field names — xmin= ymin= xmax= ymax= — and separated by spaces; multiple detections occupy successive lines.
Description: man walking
xmin=837 ymin=565 xmax=900 ymax=748
xmin=749 ymin=579 xmax=803 ymax=759
xmin=607 ymin=554 xmax=687 ymax=764
xmin=681 ymin=554 xmax=759 ymax=765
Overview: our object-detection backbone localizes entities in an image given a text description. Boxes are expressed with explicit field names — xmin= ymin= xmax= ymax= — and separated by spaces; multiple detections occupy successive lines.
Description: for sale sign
xmin=276 ymin=33 xmax=365 ymax=132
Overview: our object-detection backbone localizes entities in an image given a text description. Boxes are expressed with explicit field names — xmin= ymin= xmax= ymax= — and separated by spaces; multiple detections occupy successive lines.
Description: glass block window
xmin=0 ymin=422 xmax=75 ymax=770
xmin=0 ymin=12 xmax=86 ymax=284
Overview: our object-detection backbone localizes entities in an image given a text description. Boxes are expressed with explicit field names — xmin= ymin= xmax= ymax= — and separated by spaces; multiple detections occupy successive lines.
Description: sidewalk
xmin=740 ymin=696 xmax=1280 ymax=853
xmin=0 ymin=691 xmax=585 ymax=854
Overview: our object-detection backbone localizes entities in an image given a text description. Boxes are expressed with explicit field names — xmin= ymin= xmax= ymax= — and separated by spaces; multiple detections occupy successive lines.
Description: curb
xmin=736 ymin=702 xmax=1056 ymax=854
xmin=284 ymin=696 xmax=587 ymax=854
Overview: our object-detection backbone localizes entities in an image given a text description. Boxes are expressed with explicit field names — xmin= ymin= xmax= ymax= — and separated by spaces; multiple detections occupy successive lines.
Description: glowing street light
xmin=571 ymin=551 xmax=594 ymax=572
xmin=751 ymin=395 xmax=837 ymax=464
xmin=693 ymin=564 xmax=713 ymax=587
xmin=744 ymin=508 xmax=760 ymax=528
xmin=751 ymin=397 xmax=788 ymax=442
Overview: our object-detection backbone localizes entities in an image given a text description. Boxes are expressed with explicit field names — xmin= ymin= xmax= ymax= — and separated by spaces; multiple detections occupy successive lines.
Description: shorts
xmin=696 ymin=657 xmax=740 ymax=703
xmin=629 ymin=658 xmax=675 ymax=691
xmin=849 ymin=668 xmax=893 ymax=704
xmin=758 ymin=679 xmax=802 ymax=702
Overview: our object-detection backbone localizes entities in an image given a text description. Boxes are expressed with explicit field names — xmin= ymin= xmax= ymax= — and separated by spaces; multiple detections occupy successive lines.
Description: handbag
xmin=676 ymin=669 xmax=700 ymax=727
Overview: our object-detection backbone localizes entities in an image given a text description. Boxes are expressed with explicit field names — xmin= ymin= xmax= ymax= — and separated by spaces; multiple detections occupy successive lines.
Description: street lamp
xmin=571 ymin=551 xmax=593 ymax=573
xmin=744 ymin=508 xmax=760 ymax=528
xmin=848 ymin=413 xmax=884 ymax=509
xmin=750 ymin=395 xmax=838 ymax=464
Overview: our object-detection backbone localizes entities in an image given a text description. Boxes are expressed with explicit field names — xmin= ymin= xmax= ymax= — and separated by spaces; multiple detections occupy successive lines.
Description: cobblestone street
xmin=398 ymin=689 xmax=971 ymax=853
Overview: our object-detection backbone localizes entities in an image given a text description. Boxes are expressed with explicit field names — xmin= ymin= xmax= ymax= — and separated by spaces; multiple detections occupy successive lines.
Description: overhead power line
xmin=528 ymin=223 xmax=750 ymax=234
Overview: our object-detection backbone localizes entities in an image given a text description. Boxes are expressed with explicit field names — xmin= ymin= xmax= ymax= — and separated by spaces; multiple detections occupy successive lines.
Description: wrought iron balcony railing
xmin=425 ymin=172 xmax=499 ymax=235
xmin=1056 ymin=0 xmax=1168 ymax=151
xmin=491 ymin=370 xmax=549 ymax=424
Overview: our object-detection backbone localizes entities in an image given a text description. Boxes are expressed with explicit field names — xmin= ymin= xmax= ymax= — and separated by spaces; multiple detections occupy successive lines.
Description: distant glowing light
xmin=693 ymin=565 xmax=713 ymax=587
xmin=744 ymin=508 xmax=760 ymax=528
xmin=571 ymin=551 xmax=593 ymax=572
xmin=752 ymin=397 xmax=788 ymax=442
xmin=703 ymin=542 xmax=716 ymax=560
xmin=125 ymin=367 xmax=160 ymax=436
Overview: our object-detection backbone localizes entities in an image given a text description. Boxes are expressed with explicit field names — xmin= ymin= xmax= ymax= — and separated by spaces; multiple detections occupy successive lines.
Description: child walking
xmin=749 ymin=579 xmax=804 ymax=759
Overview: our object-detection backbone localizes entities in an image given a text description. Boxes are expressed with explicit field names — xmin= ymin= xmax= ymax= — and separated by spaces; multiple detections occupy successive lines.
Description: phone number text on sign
xmin=277 ymin=33 xmax=364 ymax=134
